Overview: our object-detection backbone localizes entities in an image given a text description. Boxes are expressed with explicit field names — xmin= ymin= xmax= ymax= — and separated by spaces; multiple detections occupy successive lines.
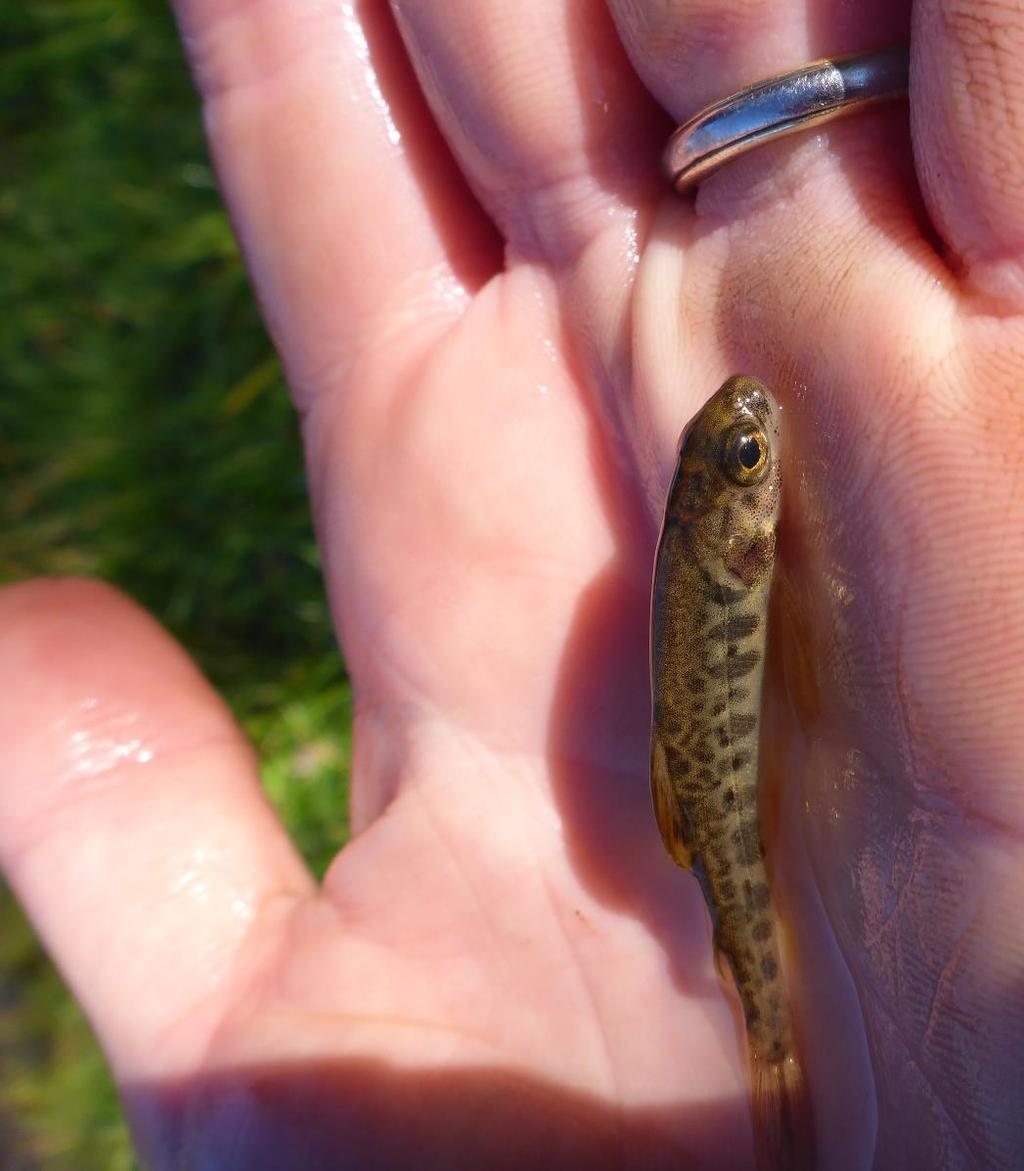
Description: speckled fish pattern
xmin=650 ymin=375 xmax=810 ymax=1168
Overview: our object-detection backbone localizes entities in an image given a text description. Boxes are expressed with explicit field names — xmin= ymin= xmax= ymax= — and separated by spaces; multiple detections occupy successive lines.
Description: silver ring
xmin=664 ymin=46 xmax=910 ymax=192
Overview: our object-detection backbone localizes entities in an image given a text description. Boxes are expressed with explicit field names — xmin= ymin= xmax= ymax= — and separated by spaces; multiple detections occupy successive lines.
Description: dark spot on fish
xmin=752 ymin=883 xmax=771 ymax=911
xmin=686 ymin=672 xmax=706 ymax=694
xmin=718 ymin=879 xmax=736 ymax=901
xmin=722 ymin=789 xmax=736 ymax=808
xmin=677 ymin=724 xmax=698 ymax=748
xmin=710 ymin=698 xmax=727 ymax=717
xmin=729 ymin=712 xmax=757 ymax=738
xmin=716 ymin=755 xmax=734 ymax=776
xmin=708 ymin=650 xmax=761 ymax=680
xmin=761 ymin=956 xmax=779 ymax=982
xmin=696 ymin=767 xmax=718 ymax=788
xmin=664 ymin=744 xmax=685 ymax=769
xmin=746 ymin=1004 xmax=761 ymax=1025
xmin=752 ymin=920 xmax=772 ymax=943
xmin=707 ymin=847 xmax=727 ymax=875
xmin=712 ymin=581 xmax=748 ymax=606
xmin=731 ymin=827 xmax=762 ymax=866
xmin=694 ymin=745 xmax=715 ymax=766
xmin=708 ymin=613 xmax=760 ymax=642
xmin=729 ymin=687 xmax=749 ymax=702
xmin=711 ymin=854 xmax=732 ymax=879
xmin=714 ymin=725 xmax=730 ymax=748
xmin=729 ymin=612 xmax=760 ymax=640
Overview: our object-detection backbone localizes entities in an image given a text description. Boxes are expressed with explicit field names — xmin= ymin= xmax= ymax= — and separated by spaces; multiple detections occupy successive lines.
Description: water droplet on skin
xmin=57 ymin=700 xmax=157 ymax=783
xmin=429 ymin=271 xmax=470 ymax=311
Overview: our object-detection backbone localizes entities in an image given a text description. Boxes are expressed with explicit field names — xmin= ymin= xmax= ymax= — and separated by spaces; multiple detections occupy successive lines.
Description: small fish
xmin=650 ymin=375 xmax=812 ymax=1169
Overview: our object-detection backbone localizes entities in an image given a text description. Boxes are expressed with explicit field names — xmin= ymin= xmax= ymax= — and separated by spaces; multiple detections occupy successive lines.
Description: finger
xmin=389 ymin=0 xmax=668 ymax=263
xmin=609 ymin=0 xmax=910 ymax=114
xmin=0 ymin=578 xmax=313 ymax=1078
xmin=913 ymin=0 xmax=1024 ymax=305
xmin=608 ymin=0 xmax=910 ymax=198
xmin=171 ymin=0 xmax=501 ymax=405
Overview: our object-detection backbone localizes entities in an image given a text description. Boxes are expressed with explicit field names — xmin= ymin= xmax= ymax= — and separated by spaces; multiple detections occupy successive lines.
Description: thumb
xmin=0 ymin=578 xmax=313 ymax=1080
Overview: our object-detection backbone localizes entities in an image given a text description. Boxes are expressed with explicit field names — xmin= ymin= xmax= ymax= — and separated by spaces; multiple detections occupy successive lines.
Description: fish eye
xmin=722 ymin=424 xmax=770 ymax=485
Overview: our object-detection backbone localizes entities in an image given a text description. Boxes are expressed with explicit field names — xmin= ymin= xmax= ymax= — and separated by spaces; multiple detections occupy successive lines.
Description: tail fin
xmin=751 ymin=1054 xmax=815 ymax=1171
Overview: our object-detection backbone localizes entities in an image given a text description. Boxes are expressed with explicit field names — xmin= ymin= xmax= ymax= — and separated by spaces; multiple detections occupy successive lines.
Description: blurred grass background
xmin=1 ymin=2 xmax=351 ymax=1165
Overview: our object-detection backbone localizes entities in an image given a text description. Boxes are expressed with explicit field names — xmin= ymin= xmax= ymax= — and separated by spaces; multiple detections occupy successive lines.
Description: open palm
xmin=2 ymin=2 xmax=1023 ymax=1168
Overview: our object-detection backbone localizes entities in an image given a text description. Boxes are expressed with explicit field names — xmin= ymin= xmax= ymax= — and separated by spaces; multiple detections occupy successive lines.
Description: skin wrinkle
xmin=411 ymin=781 xmax=517 ymax=988
xmin=548 ymin=233 xmax=646 ymax=481
xmin=787 ymin=402 xmax=1007 ymax=1161
xmin=283 ymin=260 xmax=478 ymax=417
xmin=254 ymin=1007 xmax=521 ymax=1058
xmin=608 ymin=0 xmax=795 ymax=116
xmin=845 ymin=811 xmax=994 ymax=1167
xmin=497 ymin=167 xmax=638 ymax=269
xmin=538 ymin=867 xmax=621 ymax=1108
xmin=862 ymin=981 xmax=985 ymax=1169
xmin=890 ymin=576 xmax=932 ymax=800
xmin=326 ymin=726 xmax=648 ymax=1099
xmin=918 ymin=915 xmax=974 ymax=1053
xmin=144 ymin=887 xmax=308 ymax=1081
xmin=390 ymin=3 xmax=646 ymax=260
xmin=339 ymin=572 xmax=551 ymax=752
xmin=913 ymin=2 xmax=1024 ymax=304
xmin=945 ymin=8 xmax=1019 ymax=137
xmin=349 ymin=699 xmax=542 ymax=780
xmin=870 ymin=837 xmax=913 ymax=954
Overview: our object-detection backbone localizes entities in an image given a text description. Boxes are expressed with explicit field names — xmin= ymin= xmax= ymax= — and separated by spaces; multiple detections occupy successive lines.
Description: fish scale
xmin=650 ymin=375 xmax=812 ymax=1169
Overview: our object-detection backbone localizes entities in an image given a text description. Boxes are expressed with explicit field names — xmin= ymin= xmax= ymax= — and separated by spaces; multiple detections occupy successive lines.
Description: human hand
xmin=2 ymin=2 xmax=1022 ymax=1168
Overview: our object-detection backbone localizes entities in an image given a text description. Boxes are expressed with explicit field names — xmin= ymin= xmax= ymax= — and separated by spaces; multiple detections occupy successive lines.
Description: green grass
xmin=0 ymin=3 xmax=351 ymax=1165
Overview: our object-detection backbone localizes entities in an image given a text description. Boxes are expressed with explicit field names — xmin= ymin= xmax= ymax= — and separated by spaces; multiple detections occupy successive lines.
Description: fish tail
xmin=751 ymin=1052 xmax=815 ymax=1171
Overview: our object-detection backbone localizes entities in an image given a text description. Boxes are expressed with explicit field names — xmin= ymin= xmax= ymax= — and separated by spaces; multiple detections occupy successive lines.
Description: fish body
xmin=650 ymin=375 xmax=810 ymax=1168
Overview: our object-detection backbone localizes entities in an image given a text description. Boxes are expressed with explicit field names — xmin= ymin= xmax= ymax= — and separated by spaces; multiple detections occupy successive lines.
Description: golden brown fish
xmin=650 ymin=375 xmax=812 ymax=1169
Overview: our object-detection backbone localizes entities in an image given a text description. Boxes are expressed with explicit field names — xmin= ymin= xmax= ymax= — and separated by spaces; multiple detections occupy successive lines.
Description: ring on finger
xmin=663 ymin=46 xmax=910 ymax=193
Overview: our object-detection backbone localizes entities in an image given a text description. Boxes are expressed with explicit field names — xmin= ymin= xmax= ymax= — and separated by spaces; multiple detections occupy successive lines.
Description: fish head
xmin=674 ymin=375 xmax=782 ymax=592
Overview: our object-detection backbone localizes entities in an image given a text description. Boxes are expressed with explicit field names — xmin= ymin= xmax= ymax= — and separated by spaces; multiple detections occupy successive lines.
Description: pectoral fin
xmin=651 ymin=736 xmax=695 ymax=871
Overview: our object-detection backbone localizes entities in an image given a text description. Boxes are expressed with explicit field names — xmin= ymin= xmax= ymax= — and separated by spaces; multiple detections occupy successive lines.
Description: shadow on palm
xmin=130 ymin=1056 xmax=751 ymax=1169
